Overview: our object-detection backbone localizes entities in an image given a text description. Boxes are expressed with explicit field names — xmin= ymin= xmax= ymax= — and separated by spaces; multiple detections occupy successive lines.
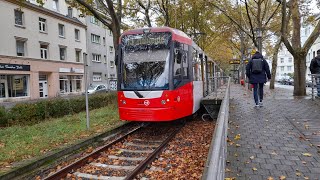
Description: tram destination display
xmin=122 ymin=32 xmax=172 ymax=51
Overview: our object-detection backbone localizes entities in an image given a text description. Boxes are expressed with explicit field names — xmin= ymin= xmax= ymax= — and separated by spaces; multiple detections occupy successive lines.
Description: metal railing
xmin=309 ymin=74 xmax=320 ymax=100
xmin=202 ymin=77 xmax=230 ymax=180
xmin=207 ymin=76 xmax=229 ymax=95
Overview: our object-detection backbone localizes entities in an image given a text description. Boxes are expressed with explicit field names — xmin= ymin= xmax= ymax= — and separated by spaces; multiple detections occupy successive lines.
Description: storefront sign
xmin=59 ymin=67 xmax=84 ymax=73
xmin=0 ymin=63 xmax=30 ymax=71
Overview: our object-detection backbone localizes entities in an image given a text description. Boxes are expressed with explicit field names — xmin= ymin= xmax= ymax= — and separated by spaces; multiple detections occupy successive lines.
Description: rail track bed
xmin=36 ymin=117 xmax=214 ymax=180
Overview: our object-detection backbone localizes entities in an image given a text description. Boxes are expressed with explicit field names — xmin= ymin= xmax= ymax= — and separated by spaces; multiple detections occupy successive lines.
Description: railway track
xmin=44 ymin=123 xmax=184 ymax=180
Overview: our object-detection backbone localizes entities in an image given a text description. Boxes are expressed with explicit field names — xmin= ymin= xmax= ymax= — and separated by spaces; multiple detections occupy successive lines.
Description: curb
xmin=0 ymin=122 xmax=132 ymax=180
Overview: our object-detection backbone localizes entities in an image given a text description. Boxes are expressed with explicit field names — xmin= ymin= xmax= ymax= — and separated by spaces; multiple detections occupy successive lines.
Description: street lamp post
xmin=83 ymin=53 xmax=90 ymax=130
xmin=255 ymin=28 xmax=262 ymax=53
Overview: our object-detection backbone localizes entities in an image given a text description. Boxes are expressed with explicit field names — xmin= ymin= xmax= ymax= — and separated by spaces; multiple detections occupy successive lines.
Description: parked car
xmin=87 ymin=84 xmax=108 ymax=94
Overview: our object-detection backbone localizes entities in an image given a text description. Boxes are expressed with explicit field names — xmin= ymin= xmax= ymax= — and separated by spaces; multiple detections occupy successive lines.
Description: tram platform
xmin=226 ymin=84 xmax=320 ymax=179
xmin=201 ymin=85 xmax=228 ymax=119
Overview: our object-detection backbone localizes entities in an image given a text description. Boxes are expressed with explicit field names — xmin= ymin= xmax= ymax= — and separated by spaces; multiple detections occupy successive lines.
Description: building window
xmin=280 ymin=66 xmax=284 ymax=71
xmin=67 ymin=7 xmax=72 ymax=17
xmin=313 ymin=51 xmax=315 ymax=58
xmin=14 ymin=9 xmax=24 ymax=26
xmin=288 ymin=57 xmax=292 ymax=63
xmin=91 ymin=34 xmax=100 ymax=43
xmin=103 ymin=37 xmax=106 ymax=46
xmin=75 ymin=50 xmax=81 ymax=62
xmin=110 ymin=61 xmax=114 ymax=67
xmin=287 ymin=66 xmax=292 ymax=71
xmin=280 ymin=58 xmax=284 ymax=63
xmin=92 ymin=54 xmax=101 ymax=62
xmin=90 ymin=16 xmax=99 ymax=25
xmin=40 ymin=44 xmax=48 ymax=59
xmin=39 ymin=17 xmax=47 ymax=32
xmin=16 ymin=40 xmax=26 ymax=56
xmin=59 ymin=24 xmax=65 ymax=37
xmin=53 ymin=0 xmax=59 ymax=11
xmin=59 ymin=46 xmax=66 ymax=60
xmin=104 ymin=55 xmax=107 ymax=64
xmin=109 ymin=30 xmax=112 ymax=36
xmin=109 ymin=46 xmax=113 ymax=53
xmin=93 ymin=73 xmax=102 ymax=82
xmin=75 ymin=29 xmax=80 ymax=41
xmin=110 ymin=74 xmax=115 ymax=78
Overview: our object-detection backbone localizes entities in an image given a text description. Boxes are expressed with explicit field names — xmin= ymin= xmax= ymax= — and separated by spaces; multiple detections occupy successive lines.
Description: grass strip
xmin=0 ymin=104 xmax=124 ymax=173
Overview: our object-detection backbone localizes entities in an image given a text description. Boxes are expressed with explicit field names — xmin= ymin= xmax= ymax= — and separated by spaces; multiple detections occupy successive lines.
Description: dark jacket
xmin=246 ymin=52 xmax=271 ymax=84
xmin=310 ymin=55 xmax=320 ymax=74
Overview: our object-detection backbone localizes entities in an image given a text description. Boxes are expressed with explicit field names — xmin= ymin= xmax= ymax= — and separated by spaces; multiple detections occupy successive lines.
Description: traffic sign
xmin=229 ymin=60 xmax=240 ymax=64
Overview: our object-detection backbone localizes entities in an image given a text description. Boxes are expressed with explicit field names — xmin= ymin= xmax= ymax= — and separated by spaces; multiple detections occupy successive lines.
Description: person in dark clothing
xmin=246 ymin=51 xmax=271 ymax=107
xmin=309 ymin=49 xmax=320 ymax=97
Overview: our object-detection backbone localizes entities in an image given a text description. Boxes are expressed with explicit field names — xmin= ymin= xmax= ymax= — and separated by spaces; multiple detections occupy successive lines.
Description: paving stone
xmin=225 ymin=84 xmax=320 ymax=178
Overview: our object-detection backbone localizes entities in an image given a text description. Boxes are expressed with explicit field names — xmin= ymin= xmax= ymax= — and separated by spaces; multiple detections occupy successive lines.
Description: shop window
xmin=40 ymin=44 xmax=48 ymax=59
xmin=14 ymin=9 xmax=24 ymax=26
xmin=39 ymin=17 xmax=46 ymax=32
xmin=0 ymin=75 xmax=29 ymax=98
xmin=59 ymin=75 xmax=82 ymax=94
xmin=59 ymin=24 xmax=65 ymax=37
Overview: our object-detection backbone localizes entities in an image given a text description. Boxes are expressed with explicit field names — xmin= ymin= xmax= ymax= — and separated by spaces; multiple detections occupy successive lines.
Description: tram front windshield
xmin=120 ymin=33 xmax=171 ymax=91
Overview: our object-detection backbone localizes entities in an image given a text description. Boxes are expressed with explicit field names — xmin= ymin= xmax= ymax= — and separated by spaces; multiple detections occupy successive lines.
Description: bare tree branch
xmin=280 ymin=0 xmax=294 ymax=54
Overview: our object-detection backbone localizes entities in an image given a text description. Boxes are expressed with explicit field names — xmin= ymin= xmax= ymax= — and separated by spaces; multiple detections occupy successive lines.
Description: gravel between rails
xmin=137 ymin=119 xmax=215 ymax=180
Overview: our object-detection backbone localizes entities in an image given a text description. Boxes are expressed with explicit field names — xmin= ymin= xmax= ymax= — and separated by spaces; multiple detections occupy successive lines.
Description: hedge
xmin=0 ymin=92 xmax=118 ymax=126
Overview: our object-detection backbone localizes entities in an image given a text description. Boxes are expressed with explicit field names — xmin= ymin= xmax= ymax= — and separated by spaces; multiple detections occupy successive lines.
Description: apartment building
xmin=86 ymin=16 xmax=117 ymax=91
xmin=0 ymin=0 xmax=86 ymax=102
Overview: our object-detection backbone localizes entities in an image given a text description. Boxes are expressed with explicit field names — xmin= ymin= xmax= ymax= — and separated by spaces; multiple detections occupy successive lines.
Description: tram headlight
xmin=161 ymin=100 xmax=166 ymax=105
xmin=122 ymin=100 xmax=126 ymax=105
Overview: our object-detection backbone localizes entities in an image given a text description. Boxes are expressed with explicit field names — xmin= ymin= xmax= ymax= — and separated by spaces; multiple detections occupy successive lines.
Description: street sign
xmin=229 ymin=60 xmax=240 ymax=64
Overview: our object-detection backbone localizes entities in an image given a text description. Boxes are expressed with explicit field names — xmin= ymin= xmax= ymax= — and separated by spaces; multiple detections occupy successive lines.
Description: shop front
xmin=0 ymin=63 xmax=31 ymax=101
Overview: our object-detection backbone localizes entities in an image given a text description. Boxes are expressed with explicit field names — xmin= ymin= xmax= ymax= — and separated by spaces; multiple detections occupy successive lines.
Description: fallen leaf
xmin=296 ymin=172 xmax=301 ymax=176
xmin=224 ymin=178 xmax=235 ymax=180
xmin=271 ymin=152 xmax=278 ymax=155
xmin=252 ymin=167 xmax=257 ymax=171
xmin=236 ymin=144 xmax=241 ymax=147
xmin=234 ymin=134 xmax=241 ymax=140
xmin=302 ymin=153 xmax=312 ymax=157
xmin=304 ymin=177 xmax=309 ymax=180
xmin=249 ymin=156 xmax=254 ymax=160
xmin=226 ymin=168 xmax=231 ymax=172
xmin=301 ymin=161 xmax=307 ymax=164
xmin=267 ymin=177 xmax=274 ymax=180
xmin=279 ymin=175 xmax=286 ymax=180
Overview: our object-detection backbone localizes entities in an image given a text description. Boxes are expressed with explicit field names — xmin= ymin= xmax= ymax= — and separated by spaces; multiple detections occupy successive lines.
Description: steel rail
xmin=44 ymin=125 xmax=144 ymax=180
xmin=124 ymin=125 xmax=184 ymax=180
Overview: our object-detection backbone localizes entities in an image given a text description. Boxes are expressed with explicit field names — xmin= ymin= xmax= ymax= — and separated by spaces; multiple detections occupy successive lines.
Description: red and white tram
xmin=117 ymin=27 xmax=220 ymax=121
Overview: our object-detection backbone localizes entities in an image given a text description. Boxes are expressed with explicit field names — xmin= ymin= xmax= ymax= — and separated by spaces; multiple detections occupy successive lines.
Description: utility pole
xmin=83 ymin=53 xmax=90 ymax=130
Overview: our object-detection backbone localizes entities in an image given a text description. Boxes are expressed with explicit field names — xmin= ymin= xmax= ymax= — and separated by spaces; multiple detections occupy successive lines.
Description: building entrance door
xmin=0 ymin=79 xmax=8 ymax=98
xmin=39 ymin=81 xmax=48 ymax=98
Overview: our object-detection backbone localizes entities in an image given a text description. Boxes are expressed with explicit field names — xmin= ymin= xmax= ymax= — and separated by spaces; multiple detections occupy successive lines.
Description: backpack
xmin=251 ymin=58 xmax=264 ymax=74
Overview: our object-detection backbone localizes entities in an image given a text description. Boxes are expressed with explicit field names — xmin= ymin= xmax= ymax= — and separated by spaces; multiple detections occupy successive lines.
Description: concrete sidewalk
xmin=226 ymin=84 xmax=320 ymax=180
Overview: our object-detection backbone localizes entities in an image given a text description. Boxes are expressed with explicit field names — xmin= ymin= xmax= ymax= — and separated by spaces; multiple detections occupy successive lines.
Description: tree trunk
xmin=270 ymin=39 xmax=281 ymax=89
xmin=293 ymin=52 xmax=307 ymax=96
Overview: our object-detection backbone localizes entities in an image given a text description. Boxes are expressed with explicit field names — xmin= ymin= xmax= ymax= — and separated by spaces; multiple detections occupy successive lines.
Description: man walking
xmin=309 ymin=49 xmax=320 ymax=97
xmin=246 ymin=51 xmax=271 ymax=107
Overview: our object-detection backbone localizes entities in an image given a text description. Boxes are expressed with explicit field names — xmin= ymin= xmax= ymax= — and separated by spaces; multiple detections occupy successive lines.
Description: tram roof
xmin=120 ymin=26 xmax=192 ymax=45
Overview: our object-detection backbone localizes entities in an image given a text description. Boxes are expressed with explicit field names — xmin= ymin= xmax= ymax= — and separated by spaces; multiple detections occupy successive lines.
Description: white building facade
xmin=0 ymin=0 xmax=86 ymax=102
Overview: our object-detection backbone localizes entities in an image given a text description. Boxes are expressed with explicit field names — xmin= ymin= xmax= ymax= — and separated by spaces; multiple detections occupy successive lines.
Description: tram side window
xmin=173 ymin=43 xmax=182 ymax=86
xmin=182 ymin=44 xmax=189 ymax=79
xmin=192 ymin=49 xmax=199 ymax=81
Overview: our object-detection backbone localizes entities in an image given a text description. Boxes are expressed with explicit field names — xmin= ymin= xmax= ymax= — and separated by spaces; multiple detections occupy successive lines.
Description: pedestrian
xmin=246 ymin=51 xmax=271 ymax=107
xmin=309 ymin=49 xmax=320 ymax=97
